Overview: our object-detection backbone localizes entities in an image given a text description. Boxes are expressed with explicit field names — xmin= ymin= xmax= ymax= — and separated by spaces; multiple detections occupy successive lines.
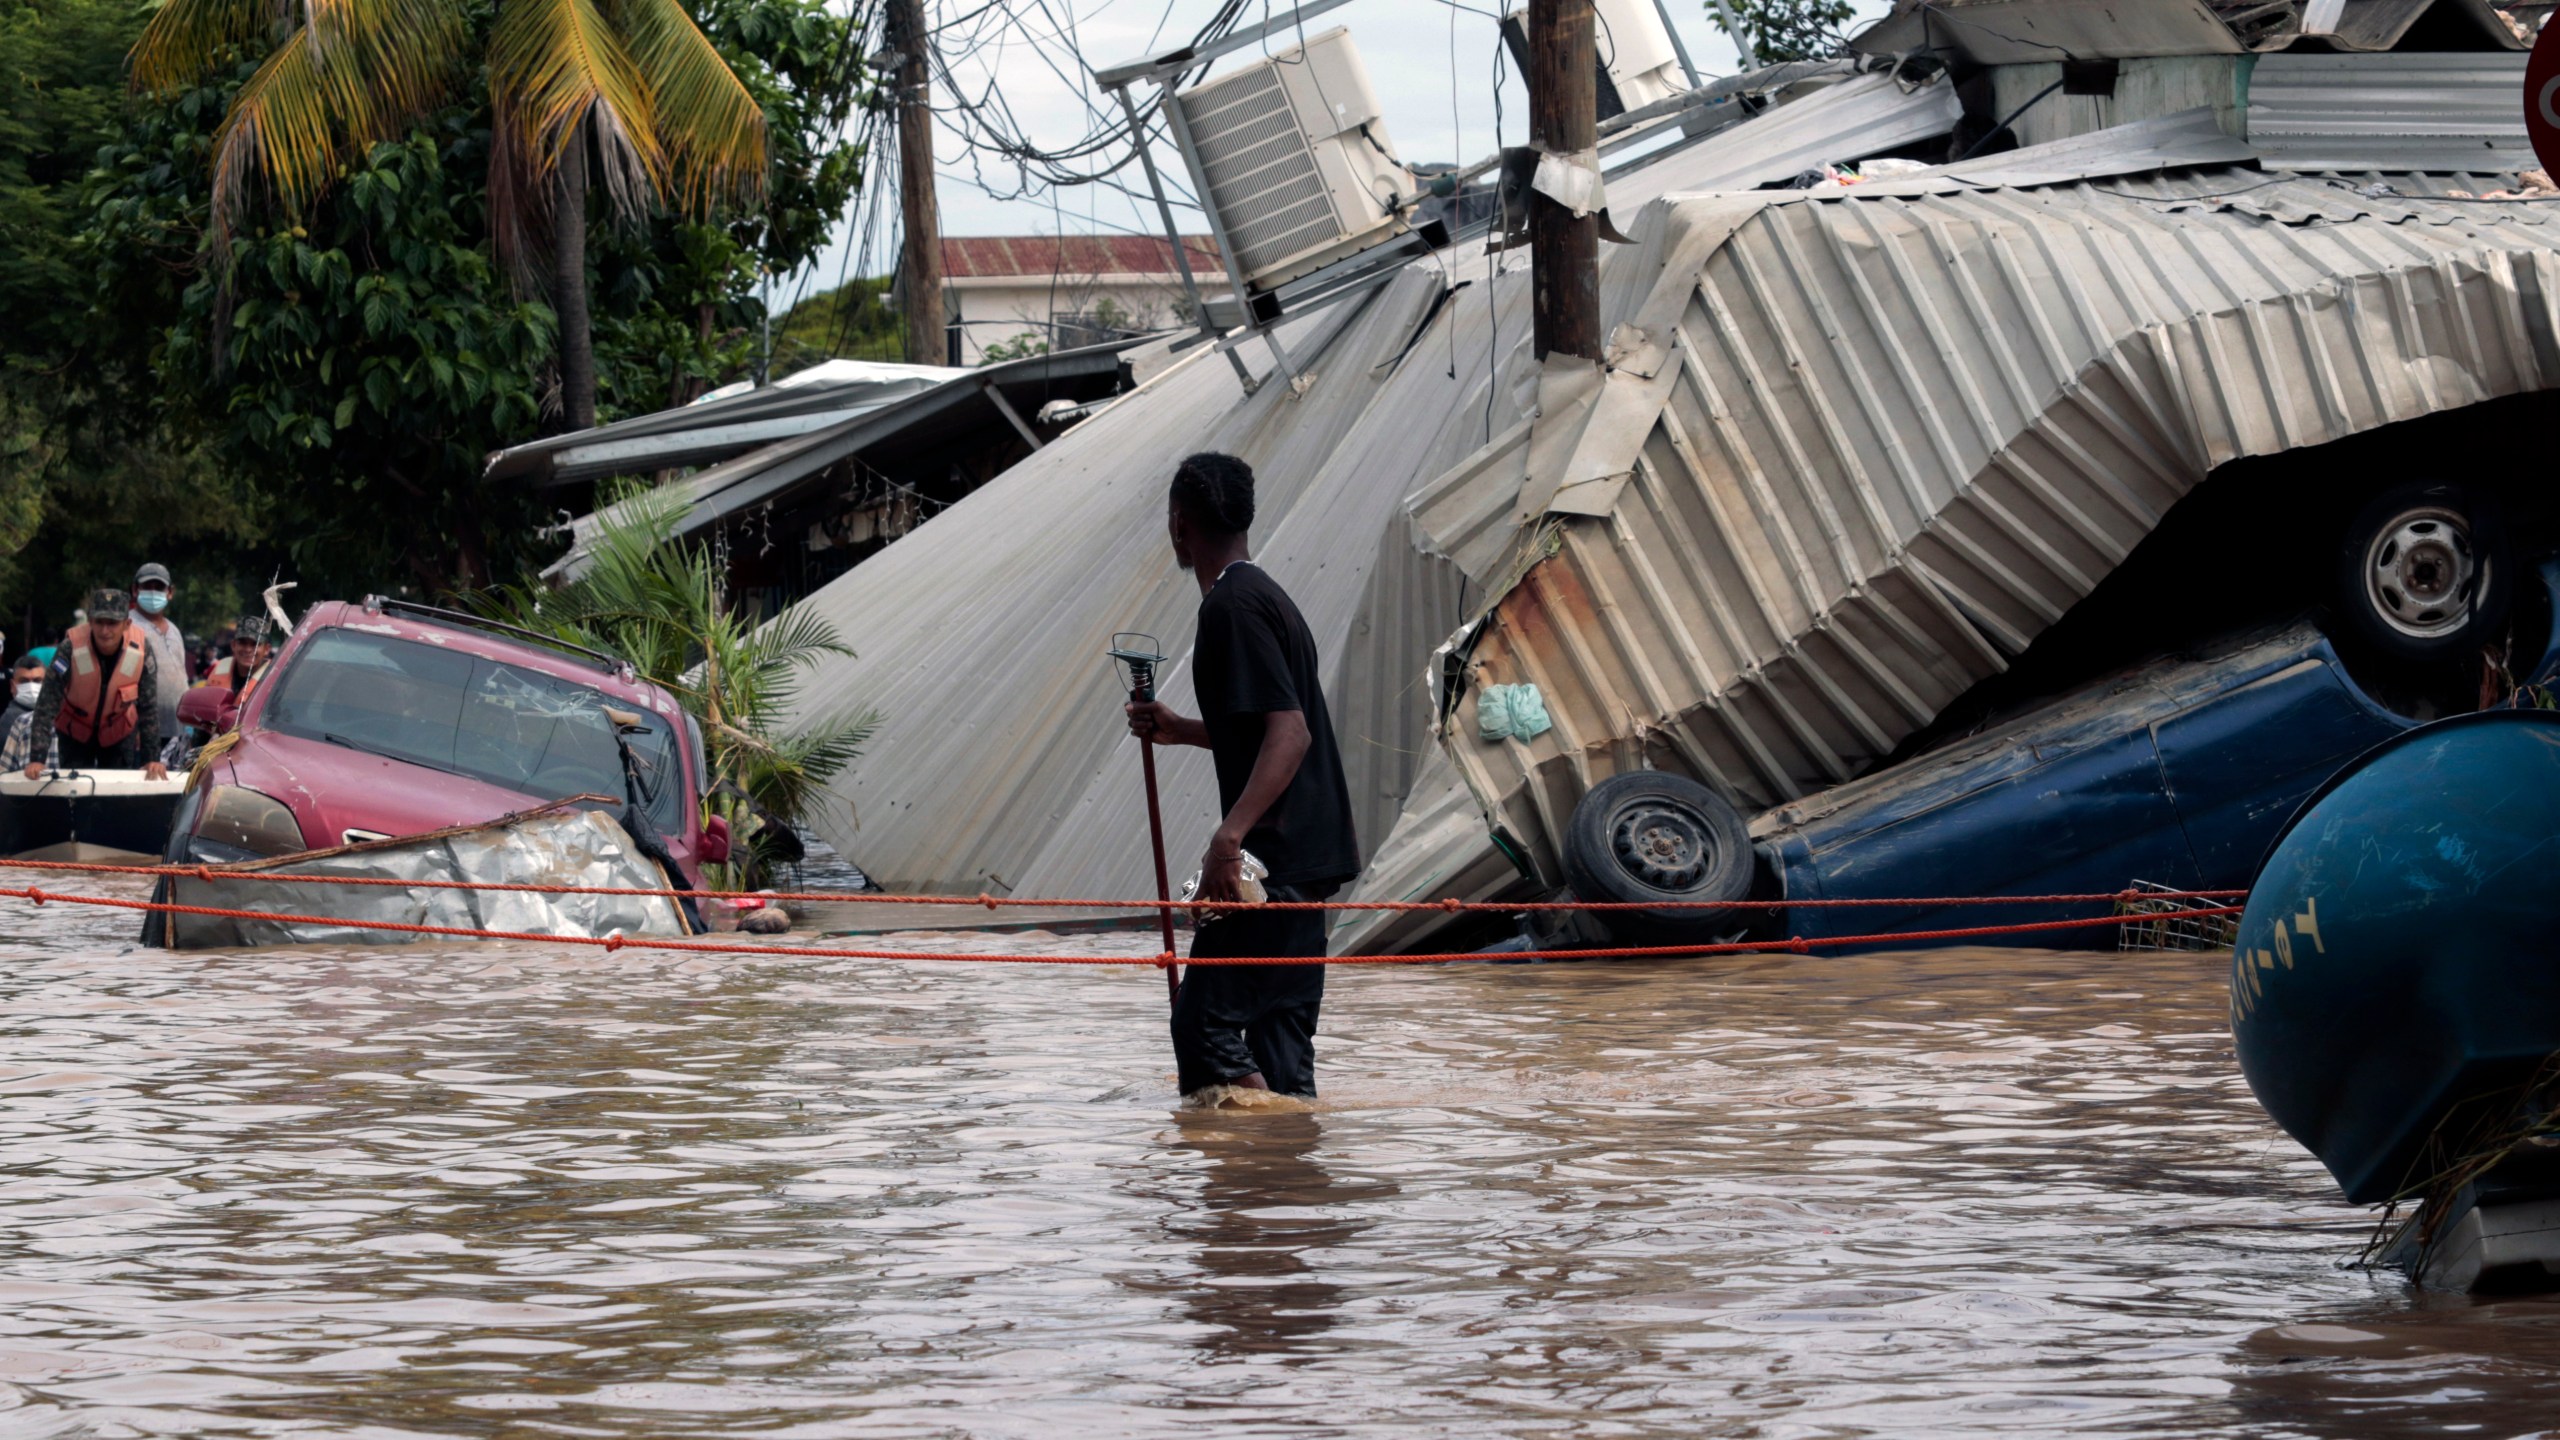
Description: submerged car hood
xmin=215 ymin=727 xmax=618 ymax=850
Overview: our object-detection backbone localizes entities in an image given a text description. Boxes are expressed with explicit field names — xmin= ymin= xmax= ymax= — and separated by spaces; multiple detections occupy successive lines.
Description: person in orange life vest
xmin=196 ymin=616 xmax=272 ymax=697
xmin=24 ymin=588 xmax=167 ymax=780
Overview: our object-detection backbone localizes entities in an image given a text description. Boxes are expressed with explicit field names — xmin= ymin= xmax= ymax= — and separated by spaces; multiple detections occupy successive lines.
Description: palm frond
xmin=489 ymin=0 xmax=666 ymax=223
xmin=130 ymin=0 xmax=271 ymax=96
xmin=614 ymin=0 xmax=769 ymax=214
xmin=301 ymin=0 xmax=467 ymax=151
xmin=183 ymin=1 xmax=465 ymax=263
xmin=208 ymin=29 xmax=347 ymax=254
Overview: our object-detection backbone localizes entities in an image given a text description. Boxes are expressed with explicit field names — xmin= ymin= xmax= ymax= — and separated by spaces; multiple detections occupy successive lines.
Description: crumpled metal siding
xmin=2248 ymin=53 xmax=2536 ymax=173
xmin=166 ymin=809 xmax=687 ymax=948
xmin=1423 ymin=173 xmax=2560 ymax=898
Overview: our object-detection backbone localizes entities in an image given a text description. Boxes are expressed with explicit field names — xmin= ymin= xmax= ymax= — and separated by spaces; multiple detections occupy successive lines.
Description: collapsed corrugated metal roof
xmin=763 ymin=49 xmax=2559 ymax=958
xmin=535 ymin=342 xmax=1140 ymax=582
xmin=1380 ymin=169 xmax=2559 ymax=951
xmin=485 ymin=360 xmax=964 ymax=489
xmin=1601 ymin=70 xmax=1962 ymax=193
xmin=769 ymin=67 xmax=1969 ymax=903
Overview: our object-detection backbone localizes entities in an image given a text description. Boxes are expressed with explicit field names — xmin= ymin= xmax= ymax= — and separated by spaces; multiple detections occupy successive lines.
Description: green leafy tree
xmin=128 ymin=0 xmax=780 ymax=433
xmin=88 ymin=74 xmax=555 ymax=595
xmin=68 ymin=0 xmax=862 ymax=599
xmin=0 ymin=0 xmax=259 ymax=639
xmin=473 ymin=483 xmax=875 ymax=888
xmin=1713 ymin=0 xmax=1857 ymax=64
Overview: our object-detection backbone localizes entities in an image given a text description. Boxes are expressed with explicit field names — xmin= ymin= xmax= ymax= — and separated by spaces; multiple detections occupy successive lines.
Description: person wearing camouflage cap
xmin=23 ymin=587 xmax=167 ymax=780
xmin=199 ymin=615 xmax=274 ymax=698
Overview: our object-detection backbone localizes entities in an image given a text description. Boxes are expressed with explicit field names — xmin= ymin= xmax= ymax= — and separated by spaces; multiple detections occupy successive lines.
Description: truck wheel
xmin=1561 ymin=770 xmax=1754 ymax=943
xmin=2335 ymin=481 xmax=2510 ymax=664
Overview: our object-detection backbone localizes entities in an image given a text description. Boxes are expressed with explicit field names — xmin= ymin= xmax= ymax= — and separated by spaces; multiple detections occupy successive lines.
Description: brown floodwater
xmin=1 ymin=875 xmax=2555 ymax=1438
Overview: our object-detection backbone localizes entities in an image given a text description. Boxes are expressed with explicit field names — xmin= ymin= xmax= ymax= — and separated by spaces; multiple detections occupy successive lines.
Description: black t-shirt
xmin=1191 ymin=562 xmax=1360 ymax=888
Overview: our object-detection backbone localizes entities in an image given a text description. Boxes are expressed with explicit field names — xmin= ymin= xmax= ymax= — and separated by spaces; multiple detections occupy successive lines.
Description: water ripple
xmin=0 ymin=876 xmax=2551 ymax=1435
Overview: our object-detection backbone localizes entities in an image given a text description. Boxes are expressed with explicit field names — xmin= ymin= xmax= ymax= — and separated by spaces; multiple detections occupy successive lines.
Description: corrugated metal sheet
xmin=1851 ymin=0 xmax=2528 ymax=61
xmin=775 ymin=265 xmax=1535 ymax=900
xmin=1841 ymin=106 xmax=2255 ymax=190
xmin=486 ymin=364 xmax=959 ymax=486
xmin=1621 ymin=71 xmax=1962 ymax=198
xmin=2248 ymin=52 xmax=2536 ymax=172
xmin=773 ymin=69 xmax=1965 ymax=908
xmin=537 ymin=344 xmax=1138 ymax=581
xmin=1415 ymin=171 xmax=2560 ymax=924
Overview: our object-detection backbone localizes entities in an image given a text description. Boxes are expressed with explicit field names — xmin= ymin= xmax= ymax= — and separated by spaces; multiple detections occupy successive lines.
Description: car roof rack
xmin=360 ymin=596 xmax=632 ymax=678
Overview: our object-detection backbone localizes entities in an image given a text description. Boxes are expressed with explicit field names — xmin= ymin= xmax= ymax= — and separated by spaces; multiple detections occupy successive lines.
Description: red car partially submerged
xmin=171 ymin=599 xmax=715 ymax=882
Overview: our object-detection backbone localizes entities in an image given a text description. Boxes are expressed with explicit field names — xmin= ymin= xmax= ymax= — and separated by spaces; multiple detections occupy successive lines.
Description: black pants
xmin=57 ymin=736 xmax=143 ymax=770
xmin=1171 ymin=883 xmax=1332 ymax=1098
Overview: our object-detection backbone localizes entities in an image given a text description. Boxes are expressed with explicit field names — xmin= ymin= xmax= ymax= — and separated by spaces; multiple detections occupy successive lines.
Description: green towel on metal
xmin=1476 ymin=683 xmax=1553 ymax=743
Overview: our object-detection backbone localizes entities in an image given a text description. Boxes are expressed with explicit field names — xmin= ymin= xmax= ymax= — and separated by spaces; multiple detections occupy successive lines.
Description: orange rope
xmin=9 ymin=881 xmax=2240 ymax=965
xmin=0 ymin=855 xmax=2243 ymax=915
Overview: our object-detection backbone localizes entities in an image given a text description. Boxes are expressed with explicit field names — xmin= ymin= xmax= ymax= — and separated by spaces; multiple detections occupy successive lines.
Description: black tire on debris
xmin=1560 ymin=770 xmax=1755 ymax=944
xmin=2334 ymin=480 xmax=2512 ymax=665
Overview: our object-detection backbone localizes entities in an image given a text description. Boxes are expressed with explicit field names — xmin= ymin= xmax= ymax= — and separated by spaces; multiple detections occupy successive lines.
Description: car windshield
xmin=262 ymin=627 xmax=686 ymax=835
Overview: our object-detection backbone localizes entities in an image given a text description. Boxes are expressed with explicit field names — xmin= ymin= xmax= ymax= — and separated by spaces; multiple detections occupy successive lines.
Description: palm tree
xmin=129 ymin=0 xmax=769 ymax=430
xmin=474 ymin=483 xmax=877 ymax=888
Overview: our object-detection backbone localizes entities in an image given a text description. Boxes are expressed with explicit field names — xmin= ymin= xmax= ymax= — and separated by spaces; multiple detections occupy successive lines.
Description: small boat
xmin=0 ymin=769 xmax=187 ymax=861
xmin=2233 ymin=708 xmax=2560 ymax=1291
xmin=146 ymin=800 xmax=695 ymax=949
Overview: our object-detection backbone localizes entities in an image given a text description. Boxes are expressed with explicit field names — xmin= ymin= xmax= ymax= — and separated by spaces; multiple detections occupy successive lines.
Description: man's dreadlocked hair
xmin=1170 ymin=451 xmax=1256 ymax=536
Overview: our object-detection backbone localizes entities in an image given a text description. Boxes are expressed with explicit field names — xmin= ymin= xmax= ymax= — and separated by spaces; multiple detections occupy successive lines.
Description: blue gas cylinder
xmin=2232 ymin=709 xmax=2560 ymax=1206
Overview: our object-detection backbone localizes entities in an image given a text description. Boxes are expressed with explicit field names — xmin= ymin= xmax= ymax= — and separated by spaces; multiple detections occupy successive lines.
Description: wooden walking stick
xmin=1109 ymin=635 xmax=1181 ymax=1004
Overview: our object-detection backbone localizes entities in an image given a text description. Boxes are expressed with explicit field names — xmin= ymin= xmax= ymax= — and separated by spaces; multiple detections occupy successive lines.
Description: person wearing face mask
xmin=129 ymin=564 xmax=187 ymax=744
xmin=0 ymin=654 xmax=54 ymax=775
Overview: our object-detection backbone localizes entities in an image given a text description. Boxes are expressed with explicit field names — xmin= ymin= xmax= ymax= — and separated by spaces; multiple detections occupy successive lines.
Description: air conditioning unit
xmin=1171 ymin=27 xmax=1416 ymax=294
xmin=1501 ymin=0 xmax=1688 ymax=120
xmin=1597 ymin=0 xmax=1686 ymax=112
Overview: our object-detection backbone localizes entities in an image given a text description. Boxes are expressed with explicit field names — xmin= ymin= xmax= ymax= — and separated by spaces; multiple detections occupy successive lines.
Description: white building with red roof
xmin=933 ymin=233 xmax=1224 ymax=365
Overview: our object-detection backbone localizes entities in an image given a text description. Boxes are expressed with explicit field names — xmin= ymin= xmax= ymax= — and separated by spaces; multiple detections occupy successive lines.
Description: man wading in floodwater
xmin=1126 ymin=452 xmax=1360 ymax=1104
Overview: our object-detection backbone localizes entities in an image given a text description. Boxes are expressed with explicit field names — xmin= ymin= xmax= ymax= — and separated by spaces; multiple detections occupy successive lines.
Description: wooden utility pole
xmin=889 ymin=0 xmax=945 ymax=366
xmin=1525 ymin=0 xmax=1600 ymax=361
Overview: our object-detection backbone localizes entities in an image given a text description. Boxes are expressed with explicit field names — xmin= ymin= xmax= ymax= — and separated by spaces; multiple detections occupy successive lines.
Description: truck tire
xmin=2335 ymin=480 xmax=2510 ymax=665
xmin=1561 ymin=770 xmax=1755 ymax=943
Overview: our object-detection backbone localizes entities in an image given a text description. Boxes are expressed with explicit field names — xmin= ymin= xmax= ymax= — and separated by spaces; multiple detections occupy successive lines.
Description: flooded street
xmin=2 ymin=879 xmax=2556 ymax=1438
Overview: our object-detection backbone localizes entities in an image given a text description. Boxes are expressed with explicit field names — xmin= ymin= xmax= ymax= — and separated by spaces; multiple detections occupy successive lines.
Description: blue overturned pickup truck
xmin=1543 ymin=562 xmax=2560 ymax=952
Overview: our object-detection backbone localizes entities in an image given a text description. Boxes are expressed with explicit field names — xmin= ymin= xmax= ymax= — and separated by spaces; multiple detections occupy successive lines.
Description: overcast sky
xmin=783 ymin=0 xmax=1892 ymax=309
